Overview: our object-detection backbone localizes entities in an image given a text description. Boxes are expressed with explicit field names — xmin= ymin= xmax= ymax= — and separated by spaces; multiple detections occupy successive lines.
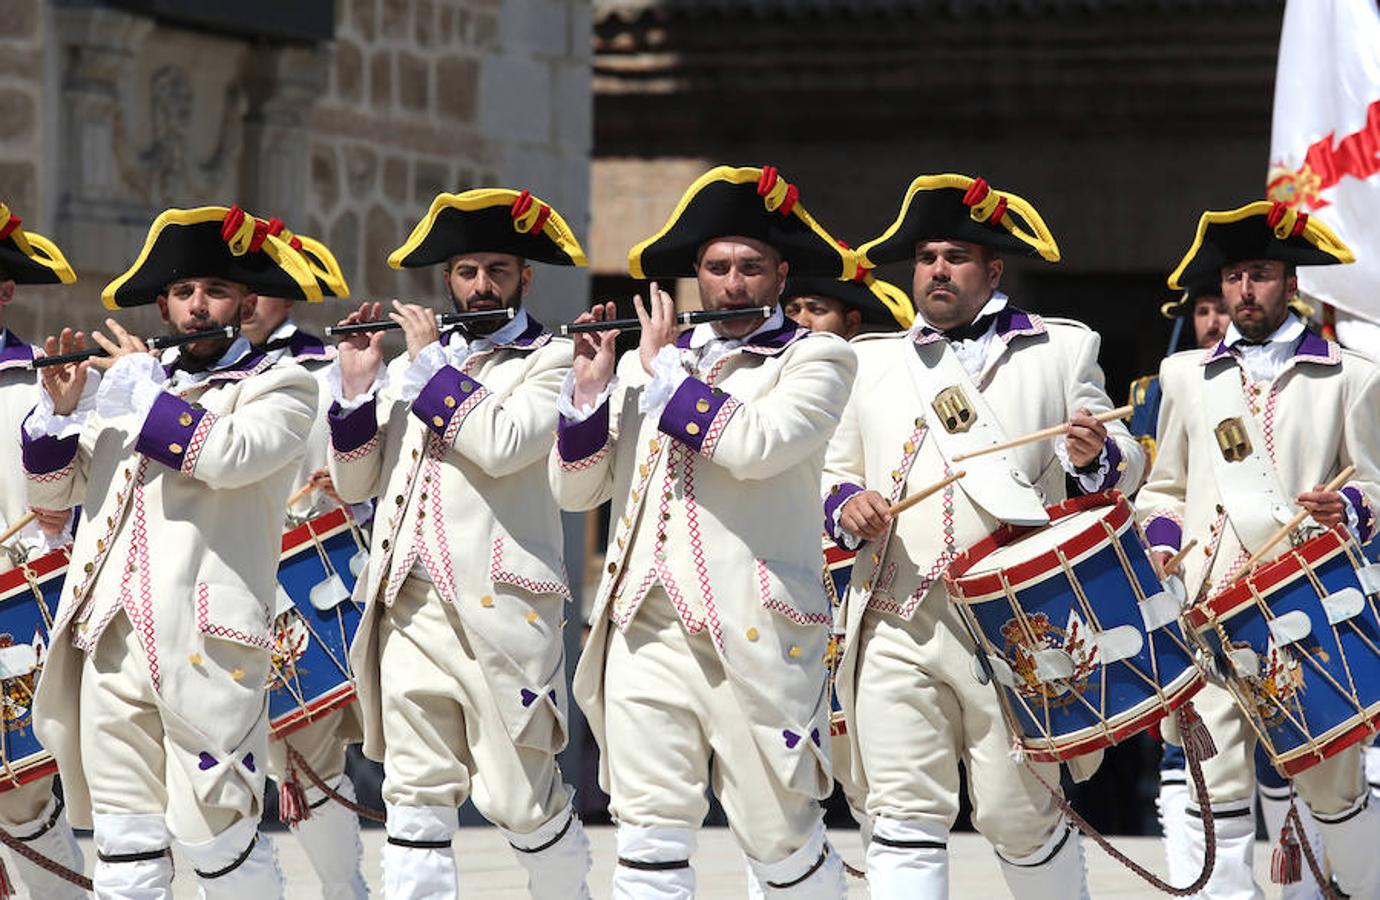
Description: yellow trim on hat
xmin=1166 ymin=201 xmax=1355 ymax=290
xmin=387 ymin=189 xmax=588 ymax=270
xmin=0 ymin=203 xmax=77 ymax=285
xmin=856 ymin=173 xmax=1061 ymax=268
xmin=865 ymin=276 xmax=915 ymax=329
xmin=292 ymin=233 xmax=351 ymax=299
xmin=626 ymin=165 xmax=858 ymax=281
xmin=100 ymin=207 xmax=323 ymax=310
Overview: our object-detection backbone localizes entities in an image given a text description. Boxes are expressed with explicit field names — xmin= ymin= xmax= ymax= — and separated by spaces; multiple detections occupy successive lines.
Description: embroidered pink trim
xmin=441 ymin=386 xmax=489 ymax=446
xmin=558 ymin=442 xmax=610 ymax=472
xmin=180 ymin=411 xmax=219 ymax=476
xmin=755 ymin=560 xmax=832 ymax=626
xmin=195 ymin=581 xmax=273 ymax=650
xmin=489 ymin=535 xmax=571 ymax=598
xmin=25 ymin=463 xmax=73 ymax=484
xmin=332 ymin=432 xmax=380 ymax=463
xmin=699 ymin=396 xmax=741 ymax=460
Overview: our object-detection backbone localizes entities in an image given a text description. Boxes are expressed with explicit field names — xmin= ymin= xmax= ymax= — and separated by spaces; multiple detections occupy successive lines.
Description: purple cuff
xmin=658 ymin=377 xmax=730 ymax=453
xmin=1095 ymin=437 xmax=1124 ymax=491
xmin=1341 ymin=485 xmax=1374 ymax=542
xmin=824 ymin=482 xmax=865 ymax=544
xmin=20 ymin=413 xmax=78 ymax=476
xmin=1144 ymin=515 xmax=1183 ymax=551
xmin=411 ymin=366 xmax=484 ymax=438
xmin=557 ymin=400 xmax=610 ymax=462
xmin=135 ymin=392 xmax=212 ymax=473
xmin=327 ymin=399 xmax=378 ymax=454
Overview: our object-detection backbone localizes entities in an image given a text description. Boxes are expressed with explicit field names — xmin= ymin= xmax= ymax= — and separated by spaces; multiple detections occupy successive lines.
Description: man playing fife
xmin=236 ymin=215 xmax=370 ymax=900
xmin=1140 ymin=201 xmax=1380 ymax=900
xmin=825 ymin=174 xmax=1145 ymax=899
xmin=553 ymin=164 xmax=857 ymax=897
xmin=22 ymin=206 xmax=323 ymax=897
xmin=0 ymin=202 xmax=86 ymax=899
xmin=328 ymin=189 xmax=592 ymax=899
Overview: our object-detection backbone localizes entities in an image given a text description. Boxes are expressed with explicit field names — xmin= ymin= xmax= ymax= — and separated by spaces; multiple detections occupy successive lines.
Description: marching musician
xmin=552 ymin=165 xmax=857 ymax=896
xmin=0 ymin=203 xmax=86 ymax=898
xmin=22 ymin=206 xmax=323 ymax=896
xmin=823 ymin=175 xmax=1145 ymax=898
xmin=238 ymin=219 xmax=370 ymax=900
xmin=784 ymin=273 xmax=916 ymax=838
xmin=782 ymin=274 xmax=915 ymax=341
xmin=1139 ymin=203 xmax=1380 ymax=899
xmin=326 ymin=190 xmax=592 ymax=898
xmin=1141 ymin=279 xmax=1328 ymax=898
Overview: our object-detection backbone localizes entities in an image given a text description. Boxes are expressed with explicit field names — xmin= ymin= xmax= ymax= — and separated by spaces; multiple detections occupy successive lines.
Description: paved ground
xmin=15 ymin=825 xmax=1289 ymax=897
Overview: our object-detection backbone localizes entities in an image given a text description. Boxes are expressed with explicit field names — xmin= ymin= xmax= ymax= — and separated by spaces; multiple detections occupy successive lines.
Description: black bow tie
xmin=258 ymin=334 xmax=296 ymax=354
xmin=1232 ymin=338 xmax=1272 ymax=348
xmin=938 ymin=313 xmax=996 ymax=344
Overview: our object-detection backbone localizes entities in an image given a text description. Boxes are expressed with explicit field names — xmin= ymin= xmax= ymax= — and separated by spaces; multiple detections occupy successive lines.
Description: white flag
xmin=1268 ymin=0 xmax=1380 ymax=350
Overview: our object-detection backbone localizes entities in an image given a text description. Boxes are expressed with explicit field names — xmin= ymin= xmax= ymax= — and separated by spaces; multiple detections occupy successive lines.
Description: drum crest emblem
xmin=1238 ymin=638 xmax=1303 ymax=726
xmin=270 ymin=612 xmax=311 ymax=684
xmin=0 ymin=633 xmax=40 ymax=733
xmin=1000 ymin=609 xmax=1099 ymax=707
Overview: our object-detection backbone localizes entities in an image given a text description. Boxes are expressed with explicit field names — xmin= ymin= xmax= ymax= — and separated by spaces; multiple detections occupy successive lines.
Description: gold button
xmin=395 ymin=496 xmax=405 ymax=505
xmin=695 ymin=398 xmax=711 ymax=413
xmin=914 ymin=417 xmax=924 ymax=427
xmin=84 ymin=562 xmax=93 ymax=574
xmin=639 ymin=464 xmax=649 ymax=477
xmin=382 ymin=539 xmax=391 ymax=550
xmin=661 ymin=512 xmax=671 ymax=521
xmin=649 ymin=439 xmax=661 ymax=452
xmin=686 ymin=422 xmax=700 ymax=436
xmin=526 ymin=611 xmax=539 ymax=624
xmin=231 ymin=668 xmax=245 ymax=682
xmin=124 ymin=470 xmax=132 ymax=481
xmin=432 ymin=415 xmax=445 ymax=428
xmin=461 ymin=382 xmax=474 ymax=393
xmin=788 ymin=645 xmax=802 ymax=658
xmin=178 ymin=412 xmax=193 ymax=427
xmin=188 ymin=653 xmax=203 ymax=665
xmin=863 ymin=580 xmax=871 ymax=590
xmin=443 ymin=395 xmax=457 ymax=408
xmin=106 ymin=517 xmax=114 ymax=527
xmin=97 ymin=539 xmax=106 ymax=552
xmin=169 ymin=443 xmax=183 ymax=454
xmin=607 ymin=562 xmax=618 ymax=574
xmin=746 ymin=627 xmax=759 ymax=641
xmin=423 ymin=474 xmax=432 ymax=483
xmin=419 ymin=493 xmax=428 ymax=502
xmin=830 ymin=485 xmax=840 ymax=495
xmin=481 ymin=595 xmax=494 ymax=608
xmin=904 ymin=441 xmax=915 ymax=453
xmin=412 ymin=449 xmax=420 ymax=460
xmin=128 ymin=564 xmax=138 ymax=574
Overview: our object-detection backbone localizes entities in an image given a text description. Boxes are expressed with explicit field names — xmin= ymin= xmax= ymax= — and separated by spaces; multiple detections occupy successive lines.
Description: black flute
xmin=324 ymin=307 xmax=517 ymax=337
xmin=32 ymin=326 xmax=238 ymax=369
xmin=558 ymin=305 xmax=774 ymax=336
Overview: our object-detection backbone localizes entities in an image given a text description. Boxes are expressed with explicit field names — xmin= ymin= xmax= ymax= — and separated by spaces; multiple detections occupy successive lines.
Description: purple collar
xmin=913 ymin=306 xmax=1047 ymax=347
xmin=673 ymin=319 xmax=807 ymax=357
xmin=444 ymin=314 xmax=552 ymax=351
xmin=286 ymin=329 xmax=332 ymax=362
xmin=1200 ymin=330 xmax=1340 ymax=368
xmin=0 ymin=329 xmax=34 ymax=371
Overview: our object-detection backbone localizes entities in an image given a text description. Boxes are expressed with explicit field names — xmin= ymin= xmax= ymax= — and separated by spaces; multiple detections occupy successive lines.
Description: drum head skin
xmin=947 ymin=493 xmax=1202 ymax=761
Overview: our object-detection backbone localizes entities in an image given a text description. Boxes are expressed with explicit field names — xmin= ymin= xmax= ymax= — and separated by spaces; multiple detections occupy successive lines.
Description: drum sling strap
xmin=1200 ymin=360 xmax=1301 ymax=559
xmin=906 ymin=339 xmax=1049 ymax=527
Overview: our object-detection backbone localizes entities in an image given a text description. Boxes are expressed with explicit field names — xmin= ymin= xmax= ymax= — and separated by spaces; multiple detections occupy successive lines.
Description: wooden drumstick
xmin=0 ymin=512 xmax=37 ymax=547
xmin=1161 ymin=538 xmax=1198 ymax=577
xmin=1239 ymin=464 xmax=1356 ymax=575
xmin=951 ymin=405 xmax=1134 ymax=462
xmin=285 ymin=481 xmax=318 ymax=510
xmin=887 ymin=471 xmax=966 ymax=517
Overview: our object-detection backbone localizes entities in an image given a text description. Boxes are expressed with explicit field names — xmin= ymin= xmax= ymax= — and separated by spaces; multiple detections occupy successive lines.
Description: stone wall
xmin=2 ymin=0 xmax=592 ymax=345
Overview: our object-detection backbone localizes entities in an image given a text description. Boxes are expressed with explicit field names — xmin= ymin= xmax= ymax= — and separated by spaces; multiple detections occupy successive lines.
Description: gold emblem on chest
xmin=1214 ymin=417 xmax=1252 ymax=462
xmin=932 ymin=385 xmax=977 ymax=434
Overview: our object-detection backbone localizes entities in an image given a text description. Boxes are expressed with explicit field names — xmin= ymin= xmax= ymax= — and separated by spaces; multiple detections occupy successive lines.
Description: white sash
xmin=1200 ymin=361 xmax=1297 ymax=553
xmin=907 ymin=340 xmax=1049 ymax=526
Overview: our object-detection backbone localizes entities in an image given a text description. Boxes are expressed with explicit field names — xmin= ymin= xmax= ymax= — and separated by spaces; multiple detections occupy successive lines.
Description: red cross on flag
xmin=1268 ymin=0 xmax=1380 ymax=356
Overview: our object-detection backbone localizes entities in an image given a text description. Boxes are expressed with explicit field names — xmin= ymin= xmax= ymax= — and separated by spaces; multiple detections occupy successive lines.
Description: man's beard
xmin=173 ymin=313 xmax=239 ymax=371
xmin=1232 ymin=304 xmax=1280 ymax=343
xmin=451 ymin=285 xmax=521 ymax=335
